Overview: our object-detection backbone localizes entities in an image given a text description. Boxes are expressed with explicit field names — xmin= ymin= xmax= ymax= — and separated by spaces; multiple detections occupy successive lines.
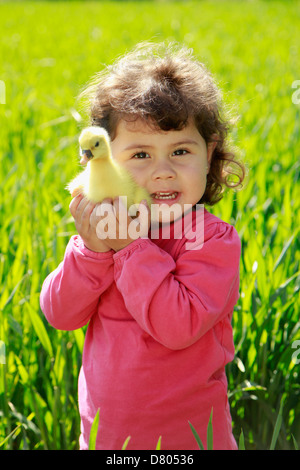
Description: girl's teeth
xmin=153 ymin=192 xmax=178 ymax=200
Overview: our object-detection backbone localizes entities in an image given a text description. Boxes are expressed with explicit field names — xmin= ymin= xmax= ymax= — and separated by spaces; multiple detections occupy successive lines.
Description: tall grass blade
xmin=206 ymin=409 xmax=213 ymax=450
xmin=73 ymin=328 xmax=85 ymax=354
xmin=270 ymin=398 xmax=284 ymax=450
xmin=273 ymin=232 xmax=297 ymax=272
xmin=155 ymin=435 xmax=162 ymax=450
xmin=238 ymin=429 xmax=245 ymax=450
xmin=29 ymin=386 xmax=49 ymax=450
xmin=269 ymin=270 xmax=300 ymax=305
xmin=0 ymin=425 xmax=22 ymax=448
xmin=26 ymin=303 xmax=53 ymax=358
xmin=14 ymin=354 xmax=29 ymax=384
xmin=88 ymin=409 xmax=100 ymax=450
xmin=188 ymin=421 xmax=204 ymax=450
xmin=122 ymin=436 xmax=131 ymax=450
xmin=291 ymin=434 xmax=299 ymax=450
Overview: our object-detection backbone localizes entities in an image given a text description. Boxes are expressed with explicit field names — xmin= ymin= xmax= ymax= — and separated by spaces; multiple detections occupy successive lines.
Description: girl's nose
xmin=151 ymin=162 xmax=176 ymax=181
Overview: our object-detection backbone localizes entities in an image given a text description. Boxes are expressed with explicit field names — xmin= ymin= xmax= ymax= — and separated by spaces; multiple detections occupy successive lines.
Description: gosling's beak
xmin=80 ymin=149 xmax=93 ymax=165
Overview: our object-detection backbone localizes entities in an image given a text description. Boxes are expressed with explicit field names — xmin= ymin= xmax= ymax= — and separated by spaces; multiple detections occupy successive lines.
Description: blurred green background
xmin=0 ymin=0 xmax=299 ymax=449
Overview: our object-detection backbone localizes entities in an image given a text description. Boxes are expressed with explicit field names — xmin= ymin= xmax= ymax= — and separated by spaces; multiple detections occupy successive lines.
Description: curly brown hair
xmin=79 ymin=42 xmax=245 ymax=205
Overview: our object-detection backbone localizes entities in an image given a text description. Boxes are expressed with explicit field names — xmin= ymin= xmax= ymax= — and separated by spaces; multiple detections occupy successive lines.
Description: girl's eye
xmin=132 ymin=151 xmax=150 ymax=159
xmin=172 ymin=149 xmax=188 ymax=156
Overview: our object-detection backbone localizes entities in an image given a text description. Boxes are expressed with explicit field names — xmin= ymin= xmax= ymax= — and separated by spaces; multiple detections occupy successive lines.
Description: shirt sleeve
xmin=113 ymin=223 xmax=241 ymax=350
xmin=40 ymin=235 xmax=114 ymax=331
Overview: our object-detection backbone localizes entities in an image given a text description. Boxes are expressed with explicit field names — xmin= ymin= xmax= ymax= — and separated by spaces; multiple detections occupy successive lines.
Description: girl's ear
xmin=206 ymin=135 xmax=218 ymax=173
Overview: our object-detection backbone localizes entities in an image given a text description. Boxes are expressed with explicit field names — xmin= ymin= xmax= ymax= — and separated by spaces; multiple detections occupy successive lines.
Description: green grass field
xmin=0 ymin=0 xmax=299 ymax=450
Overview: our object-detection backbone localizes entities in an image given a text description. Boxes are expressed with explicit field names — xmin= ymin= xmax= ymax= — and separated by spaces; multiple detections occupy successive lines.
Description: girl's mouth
xmin=151 ymin=191 xmax=180 ymax=203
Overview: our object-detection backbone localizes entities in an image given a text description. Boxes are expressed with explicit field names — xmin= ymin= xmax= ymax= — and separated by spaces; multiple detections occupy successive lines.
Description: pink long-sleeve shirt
xmin=40 ymin=208 xmax=240 ymax=450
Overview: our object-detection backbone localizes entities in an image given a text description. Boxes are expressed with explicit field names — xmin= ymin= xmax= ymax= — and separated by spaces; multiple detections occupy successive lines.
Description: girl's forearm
xmin=40 ymin=235 xmax=114 ymax=331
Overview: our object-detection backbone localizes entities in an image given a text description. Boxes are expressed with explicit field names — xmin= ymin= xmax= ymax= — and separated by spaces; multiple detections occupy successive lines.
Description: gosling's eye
xmin=132 ymin=151 xmax=150 ymax=159
xmin=173 ymin=149 xmax=188 ymax=156
xmin=95 ymin=141 xmax=99 ymax=147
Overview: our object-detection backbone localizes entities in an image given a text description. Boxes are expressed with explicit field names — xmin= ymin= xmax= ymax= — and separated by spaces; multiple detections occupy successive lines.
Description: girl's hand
xmin=69 ymin=194 xmax=111 ymax=253
xmin=69 ymin=195 xmax=150 ymax=253
xmin=95 ymin=197 xmax=151 ymax=252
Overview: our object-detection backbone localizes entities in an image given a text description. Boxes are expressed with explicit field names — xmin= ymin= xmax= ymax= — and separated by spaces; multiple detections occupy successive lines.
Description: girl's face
xmin=111 ymin=118 xmax=216 ymax=222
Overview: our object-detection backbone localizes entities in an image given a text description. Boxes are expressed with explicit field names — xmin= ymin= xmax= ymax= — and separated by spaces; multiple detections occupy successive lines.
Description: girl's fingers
xmin=80 ymin=200 xmax=96 ymax=229
xmin=69 ymin=193 xmax=84 ymax=217
xmin=70 ymin=194 xmax=96 ymax=233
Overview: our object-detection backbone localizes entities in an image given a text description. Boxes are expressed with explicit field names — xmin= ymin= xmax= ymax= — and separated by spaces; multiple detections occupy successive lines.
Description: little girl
xmin=40 ymin=42 xmax=245 ymax=450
